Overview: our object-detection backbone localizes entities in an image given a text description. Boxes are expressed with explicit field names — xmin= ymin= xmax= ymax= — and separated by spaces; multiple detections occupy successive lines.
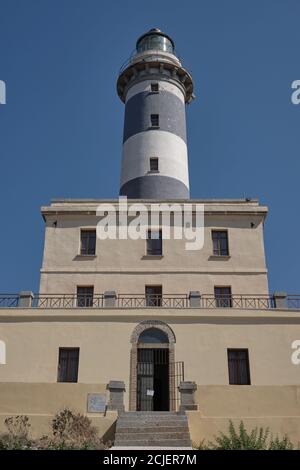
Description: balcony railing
xmin=0 ymin=293 xmax=300 ymax=310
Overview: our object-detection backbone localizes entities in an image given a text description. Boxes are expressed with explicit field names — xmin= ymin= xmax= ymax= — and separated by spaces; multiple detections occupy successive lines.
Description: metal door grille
xmin=170 ymin=361 xmax=184 ymax=411
xmin=136 ymin=349 xmax=184 ymax=411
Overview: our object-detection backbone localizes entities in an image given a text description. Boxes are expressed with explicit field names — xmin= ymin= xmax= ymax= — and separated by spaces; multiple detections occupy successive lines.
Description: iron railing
xmin=0 ymin=293 xmax=300 ymax=310
xmin=286 ymin=295 xmax=300 ymax=310
xmin=118 ymin=49 xmax=183 ymax=75
xmin=0 ymin=295 xmax=19 ymax=308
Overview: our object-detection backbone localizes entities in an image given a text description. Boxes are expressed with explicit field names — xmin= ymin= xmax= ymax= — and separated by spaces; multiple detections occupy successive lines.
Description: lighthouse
xmin=117 ymin=28 xmax=194 ymax=199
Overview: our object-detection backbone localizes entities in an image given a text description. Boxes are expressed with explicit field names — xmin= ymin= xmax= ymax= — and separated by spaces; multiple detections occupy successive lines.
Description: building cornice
xmin=0 ymin=307 xmax=299 ymax=323
xmin=40 ymin=268 xmax=268 ymax=275
xmin=41 ymin=199 xmax=268 ymax=220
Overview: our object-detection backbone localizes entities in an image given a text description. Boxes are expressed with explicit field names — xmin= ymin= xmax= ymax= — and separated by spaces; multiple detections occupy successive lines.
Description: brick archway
xmin=129 ymin=321 xmax=176 ymax=411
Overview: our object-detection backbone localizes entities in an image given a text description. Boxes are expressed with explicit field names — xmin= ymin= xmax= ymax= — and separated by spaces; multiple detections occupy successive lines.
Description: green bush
xmin=269 ymin=435 xmax=294 ymax=450
xmin=194 ymin=420 xmax=294 ymax=450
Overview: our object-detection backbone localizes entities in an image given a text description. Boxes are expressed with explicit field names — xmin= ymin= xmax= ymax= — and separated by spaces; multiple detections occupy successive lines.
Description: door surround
xmin=129 ymin=320 xmax=176 ymax=411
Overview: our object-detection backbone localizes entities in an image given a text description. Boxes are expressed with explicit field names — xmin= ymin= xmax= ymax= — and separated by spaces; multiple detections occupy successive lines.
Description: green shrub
xmin=212 ymin=420 xmax=269 ymax=450
xmin=269 ymin=435 xmax=294 ymax=450
xmin=195 ymin=421 xmax=294 ymax=451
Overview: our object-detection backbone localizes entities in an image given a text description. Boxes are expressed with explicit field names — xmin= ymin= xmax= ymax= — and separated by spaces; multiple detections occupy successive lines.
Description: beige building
xmin=1 ymin=29 xmax=300 ymax=447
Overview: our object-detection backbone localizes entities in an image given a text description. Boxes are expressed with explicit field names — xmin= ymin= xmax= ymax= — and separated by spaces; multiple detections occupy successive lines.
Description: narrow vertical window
xmin=212 ymin=230 xmax=229 ymax=256
xmin=77 ymin=286 xmax=94 ymax=307
xmin=150 ymin=114 xmax=159 ymax=127
xmin=80 ymin=229 xmax=96 ymax=255
xmin=147 ymin=230 xmax=162 ymax=255
xmin=145 ymin=285 xmax=162 ymax=307
xmin=214 ymin=286 xmax=232 ymax=308
xmin=227 ymin=349 xmax=251 ymax=385
xmin=151 ymin=83 xmax=159 ymax=92
xmin=57 ymin=348 xmax=79 ymax=383
xmin=150 ymin=157 xmax=159 ymax=172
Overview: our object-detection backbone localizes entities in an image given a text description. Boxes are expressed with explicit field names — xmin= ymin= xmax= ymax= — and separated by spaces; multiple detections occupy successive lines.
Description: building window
xmin=212 ymin=230 xmax=229 ymax=256
xmin=150 ymin=114 xmax=159 ymax=127
xmin=214 ymin=286 xmax=232 ymax=308
xmin=57 ymin=348 xmax=79 ymax=383
xmin=227 ymin=349 xmax=251 ymax=385
xmin=77 ymin=286 xmax=94 ymax=307
xmin=147 ymin=230 xmax=162 ymax=255
xmin=150 ymin=157 xmax=159 ymax=172
xmin=80 ymin=229 xmax=96 ymax=255
xmin=151 ymin=83 xmax=159 ymax=92
xmin=145 ymin=285 xmax=162 ymax=307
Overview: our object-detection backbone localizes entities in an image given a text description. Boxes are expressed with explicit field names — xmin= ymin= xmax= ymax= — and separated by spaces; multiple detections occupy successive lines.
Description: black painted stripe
xmin=120 ymin=175 xmax=189 ymax=199
xmin=123 ymin=90 xmax=186 ymax=144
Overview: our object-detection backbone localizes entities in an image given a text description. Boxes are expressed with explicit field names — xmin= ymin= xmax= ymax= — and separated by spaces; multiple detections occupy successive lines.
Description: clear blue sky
xmin=0 ymin=0 xmax=299 ymax=294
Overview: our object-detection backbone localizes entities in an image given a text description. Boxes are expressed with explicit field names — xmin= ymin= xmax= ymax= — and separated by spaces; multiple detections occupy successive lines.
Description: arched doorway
xmin=129 ymin=321 xmax=176 ymax=411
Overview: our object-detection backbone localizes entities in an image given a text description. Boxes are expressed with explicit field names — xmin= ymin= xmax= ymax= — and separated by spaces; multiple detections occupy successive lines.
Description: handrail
xmin=0 ymin=293 xmax=299 ymax=310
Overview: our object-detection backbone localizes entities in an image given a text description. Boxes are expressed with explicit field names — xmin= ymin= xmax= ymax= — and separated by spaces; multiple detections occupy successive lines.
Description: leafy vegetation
xmin=194 ymin=420 xmax=295 ymax=450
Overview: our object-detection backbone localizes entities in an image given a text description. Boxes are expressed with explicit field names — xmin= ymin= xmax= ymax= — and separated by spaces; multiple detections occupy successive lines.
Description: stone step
xmin=116 ymin=426 xmax=189 ymax=434
xmin=114 ymin=411 xmax=191 ymax=448
xmin=115 ymin=432 xmax=190 ymax=441
xmin=114 ymin=439 xmax=192 ymax=447
xmin=116 ymin=421 xmax=188 ymax=427
xmin=119 ymin=412 xmax=180 ymax=416
xmin=117 ymin=415 xmax=188 ymax=422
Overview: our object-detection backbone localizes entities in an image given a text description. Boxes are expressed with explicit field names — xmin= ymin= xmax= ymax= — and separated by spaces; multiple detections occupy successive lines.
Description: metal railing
xmin=287 ymin=295 xmax=300 ymax=310
xmin=0 ymin=293 xmax=300 ymax=310
xmin=118 ymin=49 xmax=182 ymax=75
xmin=0 ymin=295 xmax=19 ymax=308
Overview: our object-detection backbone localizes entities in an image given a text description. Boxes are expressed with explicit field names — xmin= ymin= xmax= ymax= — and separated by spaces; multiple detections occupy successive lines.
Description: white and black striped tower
xmin=117 ymin=28 xmax=194 ymax=199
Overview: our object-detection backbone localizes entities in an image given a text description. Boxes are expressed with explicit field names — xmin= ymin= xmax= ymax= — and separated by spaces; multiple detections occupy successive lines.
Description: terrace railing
xmin=0 ymin=293 xmax=299 ymax=310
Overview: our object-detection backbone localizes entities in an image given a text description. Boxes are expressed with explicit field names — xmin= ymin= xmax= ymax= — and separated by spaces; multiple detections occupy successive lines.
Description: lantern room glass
xmin=137 ymin=34 xmax=174 ymax=54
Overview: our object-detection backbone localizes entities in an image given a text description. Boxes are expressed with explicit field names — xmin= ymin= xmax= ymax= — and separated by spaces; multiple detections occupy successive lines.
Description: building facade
xmin=0 ymin=29 xmax=300 ymax=446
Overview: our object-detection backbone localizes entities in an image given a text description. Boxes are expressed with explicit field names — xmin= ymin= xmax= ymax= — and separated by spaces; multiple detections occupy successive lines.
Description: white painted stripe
xmin=120 ymin=131 xmax=189 ymax=187
xmin=126 ymin=79 xmax=185 ymax=103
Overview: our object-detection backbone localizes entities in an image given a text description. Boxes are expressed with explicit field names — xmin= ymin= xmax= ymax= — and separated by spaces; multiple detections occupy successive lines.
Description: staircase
xmin=114 ymin=412 xmax=192 ymax=448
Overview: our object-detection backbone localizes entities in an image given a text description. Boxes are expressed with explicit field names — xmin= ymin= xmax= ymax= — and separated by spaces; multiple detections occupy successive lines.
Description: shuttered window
xmin=80 ymin=230 xmax=96 ymax=255
xmin=212 ymin=230 xmax=229 ymax=256
xmin=147 ymin=230 xmax=162 ymax=255
xmin=227 ymin=349 xmax=251 ymax=385
xmin=57 ymin=348 xmax=79 ymax=383
xmin=77 ymin=286 xmax=94 ymax=307
xmin=214 ymin=286 xmax=232 ymax=308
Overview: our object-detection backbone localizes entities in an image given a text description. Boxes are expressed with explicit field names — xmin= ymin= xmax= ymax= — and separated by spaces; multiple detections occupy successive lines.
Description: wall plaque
xmin=87 ymin=393 xmax=106 ymax=413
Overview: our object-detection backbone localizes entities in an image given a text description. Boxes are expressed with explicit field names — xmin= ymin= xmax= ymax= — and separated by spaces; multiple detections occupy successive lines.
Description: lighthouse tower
xmin=117 ymin=28 xmax=194 ymax=199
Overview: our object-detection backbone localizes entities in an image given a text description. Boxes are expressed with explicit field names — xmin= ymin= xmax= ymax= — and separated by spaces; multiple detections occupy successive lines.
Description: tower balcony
xmin=0 ymin=292 xmax=299 ymax=310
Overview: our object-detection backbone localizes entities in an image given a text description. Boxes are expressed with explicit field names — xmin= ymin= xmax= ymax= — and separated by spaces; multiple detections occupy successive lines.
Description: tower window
xmin=150 ymin=157 xmax=159 ymax=172
xmin=77 ymin=286 xmax=94 ymax=307
xmin=212 ymin=230 xmax=229 ymax=256
xmin=150 ymin=114 xmax=159 ymax=127
xmin=145 ymin=285 xmax=162 ymax=307
xmin=214 ymin=286 xmax=232 ymax=308
xmin=151 ymin=83 xmax=159 ymax=92
xmin=80 ymin=229 xmax=96 ymax=255
xmin=147 ymin=229 xmax=162 ymax=256
xmin=227 ymin=349 xmax=251 ymax=385
xmin=57 ymin=348 xmax=79 ymax=383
